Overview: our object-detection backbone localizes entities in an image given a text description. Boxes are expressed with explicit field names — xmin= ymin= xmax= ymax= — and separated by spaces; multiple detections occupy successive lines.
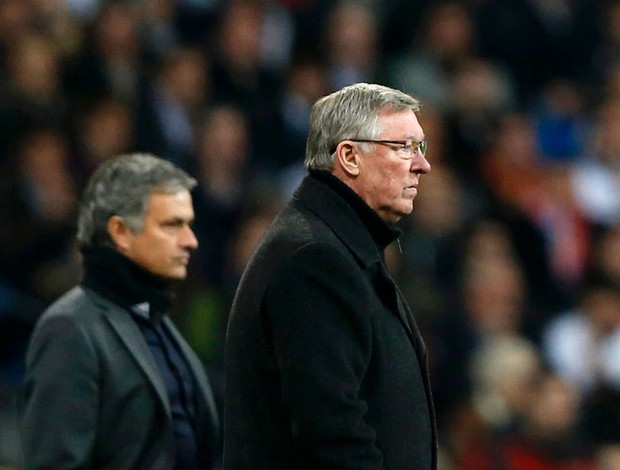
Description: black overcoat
xmin=224 ymin=174 xmax=437 ymax=469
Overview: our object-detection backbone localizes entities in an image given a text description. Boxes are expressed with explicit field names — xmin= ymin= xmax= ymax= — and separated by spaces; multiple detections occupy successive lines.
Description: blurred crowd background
xmin=2 ymin=0 xmax=620 ymax=468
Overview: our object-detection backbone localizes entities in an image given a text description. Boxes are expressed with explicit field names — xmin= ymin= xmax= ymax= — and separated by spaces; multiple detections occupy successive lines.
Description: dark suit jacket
xmin=224 ymin=174 xmax=437 ymax=469
xmin=21 ymin=286 xmax=220 ymax=469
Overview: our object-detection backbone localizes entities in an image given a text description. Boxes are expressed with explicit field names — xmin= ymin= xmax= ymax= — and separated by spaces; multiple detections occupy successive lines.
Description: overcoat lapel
xmin=296 ymin=176 xmax=420 ymax=350
xmin=295 ymin=178 xmax=379 ymax=268
xmin=102 ymin=305 xmax=172 ymax=417
xmin=375 ymin=262 xmax=420 ymax=349
xmin=296 ymin=175 xmax=438 ymax=457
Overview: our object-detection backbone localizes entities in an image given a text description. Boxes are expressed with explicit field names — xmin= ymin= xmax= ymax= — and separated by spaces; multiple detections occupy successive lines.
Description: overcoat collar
xmin=294 ymin=173 xmax=423 ymax=348
xmin=293 ymin=172 xmax=401 ymax=268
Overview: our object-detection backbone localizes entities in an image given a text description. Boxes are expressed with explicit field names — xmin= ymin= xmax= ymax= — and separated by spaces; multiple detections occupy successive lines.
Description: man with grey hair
xmin=224 ymin=83 xmax=437 ymax=469
xmin=21 ymin=153 xmax=220 ymax=469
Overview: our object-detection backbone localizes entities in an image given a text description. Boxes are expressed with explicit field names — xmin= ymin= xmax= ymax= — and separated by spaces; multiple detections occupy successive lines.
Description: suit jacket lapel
xmin=102 ymin=304 xmax=172 ymax=417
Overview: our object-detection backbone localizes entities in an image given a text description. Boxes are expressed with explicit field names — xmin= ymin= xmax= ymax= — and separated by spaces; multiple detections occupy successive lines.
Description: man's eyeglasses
xmin=334 ymin=138 xmax=428 ymax=159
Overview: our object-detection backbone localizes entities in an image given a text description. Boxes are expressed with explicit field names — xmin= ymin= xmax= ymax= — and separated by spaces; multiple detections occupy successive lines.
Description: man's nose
xmin=411 ymin=154 xmax=431 ymax=174
xmin=181 ymin=225 xmax=199 ymax=250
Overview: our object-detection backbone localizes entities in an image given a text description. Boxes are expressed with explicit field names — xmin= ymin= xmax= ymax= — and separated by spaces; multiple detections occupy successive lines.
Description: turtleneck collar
xmin=309 ymin=170 xmax=402 ymax=250
xmin=81 ymin=246 xmax=173 ymax=323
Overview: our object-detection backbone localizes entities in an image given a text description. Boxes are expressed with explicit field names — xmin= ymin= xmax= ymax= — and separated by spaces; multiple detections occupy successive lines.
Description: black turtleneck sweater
xmin=81 ymin=247 xmax=204 ymax=470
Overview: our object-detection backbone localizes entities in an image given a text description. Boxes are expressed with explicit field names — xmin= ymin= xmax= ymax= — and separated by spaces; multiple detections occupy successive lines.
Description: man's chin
xmin=156 ymin=269 xmax=188 ymax=283
xmin=399 ymin=203 xmax=414 ymax=216
xmin=170 ymin=270 xmax=188 ymax=282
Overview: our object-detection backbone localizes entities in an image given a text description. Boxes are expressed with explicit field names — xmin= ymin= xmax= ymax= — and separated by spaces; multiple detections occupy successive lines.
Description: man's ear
xmin=335 ymin=142 xmax=361 ymax=177
xmin=107 ymin=215 xmax=131 ymax=252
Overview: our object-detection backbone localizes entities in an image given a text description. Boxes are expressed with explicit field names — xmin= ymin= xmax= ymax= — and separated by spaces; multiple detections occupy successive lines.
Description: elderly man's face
xmin=354 ymin=110 xmax=431 ymax=223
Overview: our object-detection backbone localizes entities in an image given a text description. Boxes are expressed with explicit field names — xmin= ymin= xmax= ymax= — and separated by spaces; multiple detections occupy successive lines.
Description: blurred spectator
xmin=136 ymin=46 xmax=210 ymax=168
xmin=571 ymin=98 xmax=620 ymax=227
xmin=33 ymin=0 xmax=84 ymax=57
xmin=191 ymin=104 xmax=253 ymax=290
xmin=66 ymin=0 xmax=147 ymax=105
xmin=481 ymin=113 xmax=546 ymax=214
xmin=0 ymin=0 xmax=37 ymax=56
xmin=543 ymin=271 xmax=620 ymax=396
xmin=505 ymin=373 xmax=595 ymax=469
xmin=442 ymin=335 xmax=542 ymax=468
xmin=258 ymin=0 xmax=295 ymax=74
xmin=551 ymin=227 xmax=620 ymax=448
xmin=0 ymin=128 xmax=79 ymax=299
xmin=470 ymin=336 xmax=542 ymax=436
xmin=0 ymin=31 xmax=67 ymax=162
xmin=396 ymin=167 xmax=469 ymax=322
xmin=138 ymin=0 xmax=183 ymax=60
xmin=460 ymin=366 xmax=596 ymax=470
xmin=70 ymin=97 xmax=135 ymax=187
xmin=597 ymin=444 xmax=620 ymax=470
xmin=472 ymin=0 xmax=583 ymax=104
xmin=209 ymin=0 xmax=282 ymax=170
xmin=382 ymin=1 xmax=517 ymax=176
xmin=537 ymin=163 xmax=591 ymax=292
xmin=590 ymin=224 xmax=620 ymax=287
xmin=384 ymin=1 xmax=476 ymax=113
xmin=0 ymin=129 xmax=80 ymax=463
xmin=457 ymin=222 xmax=531 ymax=337
xmin=481 ymin=112 xmax=585 ymax=307
xmin=447 ymin=56 xmax=516 ymax=175
xmin=531 ymin=79 xmax=590 ymax=162
xmin=321 ymin=1 xmax=379 ymax=90
xmin=430 ymin=219 xmax=537 ymax=422
xmin=273 ymin=57 xmax=330 ymax=173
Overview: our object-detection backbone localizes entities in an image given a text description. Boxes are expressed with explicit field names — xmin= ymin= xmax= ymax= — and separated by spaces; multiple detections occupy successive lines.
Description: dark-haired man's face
xmin=120 ymin=190 xmax=198 ymax=280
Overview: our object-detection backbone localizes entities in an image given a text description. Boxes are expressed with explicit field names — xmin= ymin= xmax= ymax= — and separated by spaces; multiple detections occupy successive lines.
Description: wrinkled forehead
xmin=375 ymin=108 xmax=423 ymax=136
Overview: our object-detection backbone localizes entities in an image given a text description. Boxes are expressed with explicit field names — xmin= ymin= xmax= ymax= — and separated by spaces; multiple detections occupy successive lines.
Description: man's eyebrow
xmin=162 ymin=216 xmax=194 ymax=224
